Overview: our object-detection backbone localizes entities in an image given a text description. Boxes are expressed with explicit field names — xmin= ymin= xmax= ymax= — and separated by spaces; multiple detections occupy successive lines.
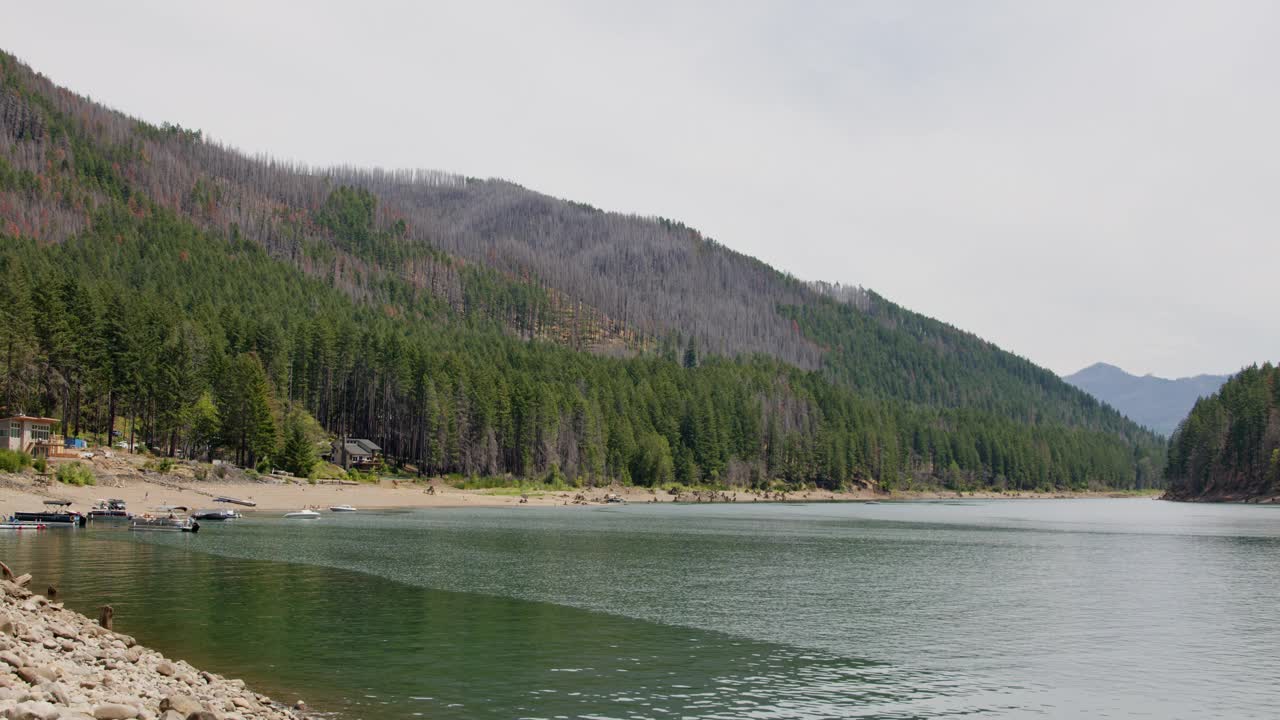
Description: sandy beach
xmin=0 ymin=451 xmax=1150 ymax=521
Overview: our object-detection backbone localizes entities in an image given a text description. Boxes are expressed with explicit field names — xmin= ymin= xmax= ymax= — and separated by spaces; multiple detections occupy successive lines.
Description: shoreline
xmin=0 ymin=466 xmax=1158 ymax=520
xmin=0 ymin=570 xmax=305 ymax=719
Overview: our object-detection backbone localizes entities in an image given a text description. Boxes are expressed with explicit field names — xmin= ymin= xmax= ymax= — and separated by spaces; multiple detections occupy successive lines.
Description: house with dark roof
xmin=332 ymin=438 xmax=381 ymax=470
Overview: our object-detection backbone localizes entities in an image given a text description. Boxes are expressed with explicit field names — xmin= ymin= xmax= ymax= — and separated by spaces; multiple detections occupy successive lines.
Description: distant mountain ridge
xmin=1063 ymin=363 xmax=1230 ymax=436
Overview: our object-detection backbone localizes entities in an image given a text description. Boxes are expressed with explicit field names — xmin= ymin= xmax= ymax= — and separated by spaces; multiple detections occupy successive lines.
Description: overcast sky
xmin=3 ymin=1 xmax=1276 ymax=378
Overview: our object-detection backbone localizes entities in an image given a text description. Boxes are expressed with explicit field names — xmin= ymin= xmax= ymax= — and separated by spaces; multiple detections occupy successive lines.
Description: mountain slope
xmin=1064 ymin=363 xmax=1230 ymax=436
xmin=1164 ymin=364 xmax=1280 ymax=500
xmin=0 ymin=50 xmax=1164 ymax=490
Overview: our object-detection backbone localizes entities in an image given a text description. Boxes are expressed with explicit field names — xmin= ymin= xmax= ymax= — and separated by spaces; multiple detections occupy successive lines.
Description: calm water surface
xmin=1 ymin=499 xmax=1277 ymax=719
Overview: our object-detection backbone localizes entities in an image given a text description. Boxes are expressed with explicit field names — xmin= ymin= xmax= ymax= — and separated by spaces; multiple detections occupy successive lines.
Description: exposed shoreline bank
xmin=0 ymin=569 xmax=305 ymax=719
xmin=0 ymin=466 xmax=1158 ymax=520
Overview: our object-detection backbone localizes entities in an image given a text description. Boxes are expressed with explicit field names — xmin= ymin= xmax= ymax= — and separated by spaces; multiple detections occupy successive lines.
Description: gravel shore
xmin=0 ymin=572 xmax=305 ymax=720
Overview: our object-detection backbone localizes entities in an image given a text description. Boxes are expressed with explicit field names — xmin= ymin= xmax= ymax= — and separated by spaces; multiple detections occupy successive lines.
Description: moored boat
xmin=12 ymin=511 xmax=85 ymax=528
xmin=284 ymin=509 xmax=321 ymax=519
xmin=329 ymin=505 xmax=357 ymax=512
xmin=87 ymin=498 xmax=130 ymax=524
xmin=192 ymin=509 xmax=241 ymax=520
xmin=214 ymin=496 xmax=257 ymax=507
xmin=0 ymin=522 xmax=45 ymax=530
xmin=130 ymin=516 xmax=199 ymax=533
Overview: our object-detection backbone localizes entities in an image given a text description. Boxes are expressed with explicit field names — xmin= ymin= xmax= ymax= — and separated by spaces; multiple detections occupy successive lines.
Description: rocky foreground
xmin=0 ymin=572 xmax=306 ymax=720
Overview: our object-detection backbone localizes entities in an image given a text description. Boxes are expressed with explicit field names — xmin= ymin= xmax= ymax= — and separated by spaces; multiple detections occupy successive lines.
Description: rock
xmin=38 ymin=681 xmax=70 ymax=704
xmin=230 ymin=697 xmax=250 ymax=709
xmin=123 ymin=648 xmax=142 ymax=664
xmin=0 ymin=651 xmax=22 ymax=668
xmin=156 ymin=714 xmax=183 ymax=720
xmin=182 ymin=714 xmax=217 ymax=720
xmin=5 ymin=700 xmax=60 ymax=720
xmin=17 ymin=667 xmax=42 ymax=685
xmin=13 ymin=575 xmax=32 ymax=588
xmin=91 ymin=705 xmax=137 ymax=720
xmin=158 ymin=696 xmax=201 ymax=716
xmin=154 ymin=661 xmax=175 ymax=677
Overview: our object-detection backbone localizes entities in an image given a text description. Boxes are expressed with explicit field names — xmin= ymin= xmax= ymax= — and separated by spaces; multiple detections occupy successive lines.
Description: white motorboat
xmin=284 ymin=509 xmax=321 ymax=519
xmin=329 ymin=505 xmax=357 ymax=512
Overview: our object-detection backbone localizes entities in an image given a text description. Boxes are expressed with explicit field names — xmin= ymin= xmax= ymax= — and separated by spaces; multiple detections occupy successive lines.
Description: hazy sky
xmin=3 ymin=1 xmax=1276 ymax=378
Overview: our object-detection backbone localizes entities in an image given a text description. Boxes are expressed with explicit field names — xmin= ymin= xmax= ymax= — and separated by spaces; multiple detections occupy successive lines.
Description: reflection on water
xmin=2 ymin=499 xmax=1279 ymax=719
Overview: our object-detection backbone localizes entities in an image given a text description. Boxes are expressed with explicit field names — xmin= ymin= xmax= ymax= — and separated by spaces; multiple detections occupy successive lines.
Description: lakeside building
xmin=3 ymin=415 xmax=57 ymax=458
xmin=332 ymin=438 xmax=382 ymax=470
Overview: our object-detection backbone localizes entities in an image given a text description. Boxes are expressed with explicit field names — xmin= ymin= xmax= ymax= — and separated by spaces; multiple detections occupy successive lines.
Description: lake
xmin=1 ymin=499 xmax=1277 ymax=719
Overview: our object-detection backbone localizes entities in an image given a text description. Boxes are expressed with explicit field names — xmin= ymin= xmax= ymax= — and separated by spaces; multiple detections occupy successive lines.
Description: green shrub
xmin=0 ymin=449 xmax=33 ymax=473
xmin=143 ymin=457 xmax=175 ymax=474
xmin=32 ymin=457 xmax=47 ymax=474
xmin=55 ymin=462 xmax=95 ymax=486
xmin=212 ymin=464 xmax=228 ymax=479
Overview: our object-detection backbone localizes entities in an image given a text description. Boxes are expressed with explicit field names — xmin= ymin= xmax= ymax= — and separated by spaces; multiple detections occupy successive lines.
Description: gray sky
xmin=4 ymin=1 xmax=1276 ymax=378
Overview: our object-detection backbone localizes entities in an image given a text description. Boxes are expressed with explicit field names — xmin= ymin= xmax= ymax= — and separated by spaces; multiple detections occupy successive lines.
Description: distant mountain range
xmin=1063 ymin=363 xmax=1230 ymax=436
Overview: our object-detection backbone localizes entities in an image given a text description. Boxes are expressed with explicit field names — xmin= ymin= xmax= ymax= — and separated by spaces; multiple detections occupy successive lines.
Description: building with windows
xmin=332 ymin=438 xmax=381 ymax=470
xmin=3 ymin=416 xmax=58 ymax=457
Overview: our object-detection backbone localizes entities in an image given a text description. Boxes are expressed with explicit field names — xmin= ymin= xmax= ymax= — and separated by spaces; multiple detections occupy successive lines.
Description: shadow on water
xmin=0 ymin=528 xmax=966 ymax=720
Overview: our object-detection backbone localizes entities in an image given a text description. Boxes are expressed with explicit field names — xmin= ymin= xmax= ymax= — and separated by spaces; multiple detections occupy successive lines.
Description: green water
xmin=1 ymin=500 xmax=1278 ymax=718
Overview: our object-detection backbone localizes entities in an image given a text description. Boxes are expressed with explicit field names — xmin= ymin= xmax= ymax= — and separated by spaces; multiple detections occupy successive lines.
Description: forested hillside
xmin=1165 ymin=364 xmax=1280 ymax=500
xmin=0 ymin=50 xmax=1165 ymax=490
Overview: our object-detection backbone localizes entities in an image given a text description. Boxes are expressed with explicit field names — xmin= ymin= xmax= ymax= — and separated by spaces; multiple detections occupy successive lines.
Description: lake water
xmin=1 ymin=499 xmax=1277 ymax=719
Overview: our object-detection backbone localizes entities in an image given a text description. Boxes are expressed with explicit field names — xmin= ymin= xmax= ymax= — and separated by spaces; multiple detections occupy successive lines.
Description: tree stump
xmin=98 ymin=605 xmax=113 ymax=630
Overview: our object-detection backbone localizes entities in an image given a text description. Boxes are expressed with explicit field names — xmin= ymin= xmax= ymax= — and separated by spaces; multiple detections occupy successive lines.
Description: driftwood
xmin=98 ymin=605 xmax=113 ymax=630
xmin=0 ymin=561 xmax=12 ymax=582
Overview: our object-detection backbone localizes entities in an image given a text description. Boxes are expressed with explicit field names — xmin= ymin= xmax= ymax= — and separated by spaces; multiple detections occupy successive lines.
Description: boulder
xmin=37 ymin=681 xmax=69 ymax=705
xmin=91 ymin=705 xmax=138 ymax=720
xmin=154 ymin=662 xmax=175 ymax=677
xmin=158 ymin=695 xmax=201 ymax=716
xmin=4 ymin=700 xmax=60 ymax=720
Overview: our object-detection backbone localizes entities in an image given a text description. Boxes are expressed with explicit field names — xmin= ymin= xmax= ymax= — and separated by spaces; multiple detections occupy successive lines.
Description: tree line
xmin=1165 ymin=363 xmax=1280 ymax=500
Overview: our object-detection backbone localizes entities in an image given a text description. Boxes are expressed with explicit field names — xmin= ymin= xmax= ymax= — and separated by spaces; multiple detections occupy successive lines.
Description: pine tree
xmin=279 ymin=410 xmax=317 ymax=478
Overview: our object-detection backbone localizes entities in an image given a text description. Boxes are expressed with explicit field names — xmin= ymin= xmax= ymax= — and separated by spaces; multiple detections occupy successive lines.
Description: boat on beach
xmin=329 ymin=505 xmax=357 ymax=512
xmin=214 ymin=496 xmax=257 ymax=507
xmin=284 ymin=509 xmax=321 ymax=519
